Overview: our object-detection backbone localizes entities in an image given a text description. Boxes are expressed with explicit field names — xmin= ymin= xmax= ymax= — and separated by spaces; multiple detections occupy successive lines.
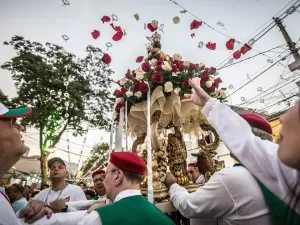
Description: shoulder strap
xmin=233 ymin=163 xmax=300 ymax=224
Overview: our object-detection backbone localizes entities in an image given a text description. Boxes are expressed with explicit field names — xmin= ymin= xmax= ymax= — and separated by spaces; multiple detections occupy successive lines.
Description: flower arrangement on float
xmin=113 ymin=53 xmax=226 ymax=121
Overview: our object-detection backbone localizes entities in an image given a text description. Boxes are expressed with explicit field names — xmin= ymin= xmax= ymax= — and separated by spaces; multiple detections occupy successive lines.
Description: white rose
xmin=162 ymin=61 xmax=172 ymax=71
xmin=164 ymin=81 xmax=173 ymax=93
xmin=205 ymin=81 xmax=213 ymax=88
xmin=173 ymin=53 xmax=182 ymax=61
xmin=119 ymin=78 xmax=127 ymax=85
xmin=183 ymin=61 xmax=190 ymax=68
xmin=134 ymin=91 xmax=142 ymax=98
xmin=135 ymin=67 xmax=145 ymax=81
xmin=172 ymin=72 xmax=177 ymax=76
xmin=125 ymin=91 xmax=133 ymax=98
xmin=174 ymin=87 xmax=181 ymax=95
xmin=199 ymin=62 xmax=205 ymax=68
xmin=115 ymin=98 xmax=123 ymax=104
xmin=151 ymin=58 xmax=157 ymax=66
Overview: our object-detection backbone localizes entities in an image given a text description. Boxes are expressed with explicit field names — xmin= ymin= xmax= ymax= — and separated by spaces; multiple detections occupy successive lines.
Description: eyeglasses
xmin=105 ymin=169 xmax=120 ymax=175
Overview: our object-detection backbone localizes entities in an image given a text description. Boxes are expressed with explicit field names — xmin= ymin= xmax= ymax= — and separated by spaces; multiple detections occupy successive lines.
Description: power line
xmin=226 ymin=52 xmax=293 ymax=99
xmin=233 ymin=77 xmax=300 ymax=112
xmin=214 ymin=0 xmax=300 ymax=69
xmin=23 ymin=133 xmax=90 ymax=157
xmin=217 ymin=44 xmax=288 ymax=70
xmin=168 ymin=0 xmax=242 ymax=43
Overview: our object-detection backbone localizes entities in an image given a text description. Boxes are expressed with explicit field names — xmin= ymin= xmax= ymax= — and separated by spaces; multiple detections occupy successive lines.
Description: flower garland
xmin=113 ymin=54 xmax=226 ymax=121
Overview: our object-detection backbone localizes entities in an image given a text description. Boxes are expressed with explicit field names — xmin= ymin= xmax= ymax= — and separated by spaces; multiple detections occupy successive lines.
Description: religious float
xmin=111 ymin=33 xmax=226 ymax=223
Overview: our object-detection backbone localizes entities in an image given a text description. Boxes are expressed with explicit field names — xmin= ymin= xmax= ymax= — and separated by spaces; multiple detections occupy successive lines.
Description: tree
xmin=80 ymin=142 xmax=109 ymax=176
xmin=1 ymin=36 xmax=114 ymax=185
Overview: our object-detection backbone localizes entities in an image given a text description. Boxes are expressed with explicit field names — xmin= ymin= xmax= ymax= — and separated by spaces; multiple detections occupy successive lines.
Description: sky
xmin=0 ymin=0 xmax=299 ymax=167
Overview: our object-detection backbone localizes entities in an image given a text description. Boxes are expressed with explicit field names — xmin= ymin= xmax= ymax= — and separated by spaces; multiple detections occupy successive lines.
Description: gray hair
xmin=251 ymin=127 xmax=273 ymax=142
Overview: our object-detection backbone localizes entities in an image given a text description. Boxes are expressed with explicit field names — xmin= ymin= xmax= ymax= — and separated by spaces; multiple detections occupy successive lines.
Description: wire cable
xmin=225 ymin=52 xmax=293 ymax=99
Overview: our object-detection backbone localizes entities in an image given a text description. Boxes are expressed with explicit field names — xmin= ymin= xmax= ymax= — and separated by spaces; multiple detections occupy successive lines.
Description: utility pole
xmin=274 ymin=17 xmax=300 ymax=72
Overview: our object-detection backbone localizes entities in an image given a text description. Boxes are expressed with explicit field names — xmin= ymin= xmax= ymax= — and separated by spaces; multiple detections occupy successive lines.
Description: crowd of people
xmin=0 ymin=78 xmax=299 ymax=225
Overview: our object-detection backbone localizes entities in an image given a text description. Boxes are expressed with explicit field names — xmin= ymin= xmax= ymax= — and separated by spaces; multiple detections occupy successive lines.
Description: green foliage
xmin=80 ymin=142 xmax=109 ymax=175
xmin=1 ymin=35 xmax=114 ymax=148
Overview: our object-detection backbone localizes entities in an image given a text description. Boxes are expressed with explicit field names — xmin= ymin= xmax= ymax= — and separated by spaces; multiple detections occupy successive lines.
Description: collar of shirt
xmin=113 ymin=189 xmax=141 ymax=203
xmin=196 ymin=174 xmax=205 ymax=184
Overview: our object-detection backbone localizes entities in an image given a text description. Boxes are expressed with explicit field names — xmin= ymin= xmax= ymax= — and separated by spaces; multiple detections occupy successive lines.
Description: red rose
xmin=156 ymin=60 xmax=163 ymax=66
xmin=172 ymin=65 xmax=178 ymax=73
xmin=132 ymin=70 xmax=136 ymax=77
xmin=210 ymin=67 xmax=217 ymax=74
xmin=155 ymin=64 xmax=162 ymax=72
xmin=215 ymin=77 xmax=222 ymax=84
xmin=201 ymin=70 xmax=208 ymax=76
xmin=199 ymin=64 xmax=205 ymax=70
xmin=178 ymin=64 xmax=185 ymax=72
xmin=116 ymin=80 xmax=121 ymax=86
xmin=136 ymin=82 xmax=149 ymax=93
xmin=213 ymin=78 xmax=222 ymax=89
xmin=188 ymin=63 xmax=196 ymax=72
xmin=121 ymin=88 xmax=127 ymax=94
xmin=141 ymin=62 xmax=150 ymax=72
xmin=115 ymin=102 xmax=125 ymax=113
xmin=182 ymin=79 xmax=191 ymax=88
xmin=200 ymin=79 xmax=205 ymax=88
xmin=125 ymin=72 xmax=132 ymax=79
xmin=201 ymin=75 xmax=209 ymax=82
xmin=173 ymin=60 xmax=180 ymax=66
xmin=114 ymin=89 xmax=122 ymax=98
xmin=102 ymin=53 xmax=112 ymax=65
xmin=152 ymin=73 xmax=163 ymax=84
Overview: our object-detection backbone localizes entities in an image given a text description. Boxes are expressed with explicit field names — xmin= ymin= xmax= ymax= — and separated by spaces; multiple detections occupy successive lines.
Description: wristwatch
xmin=61 ymin=205 xmax=68 ymax=212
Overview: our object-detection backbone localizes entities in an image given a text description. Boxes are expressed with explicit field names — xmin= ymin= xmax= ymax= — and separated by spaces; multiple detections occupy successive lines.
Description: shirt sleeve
xmin=77 ymin=211 xmax=102 ymax=225
xmin=202 ymin=98 xmax=299 ymax=201
xmin=169 ymin=172 xmax=235 ymax=218
xmin=75 ymin=187 xmax=87 ymax=201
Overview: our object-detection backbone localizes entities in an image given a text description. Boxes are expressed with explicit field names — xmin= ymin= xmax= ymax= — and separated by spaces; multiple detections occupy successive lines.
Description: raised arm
xmin=183 ymin=78 xmax=299 ymax=204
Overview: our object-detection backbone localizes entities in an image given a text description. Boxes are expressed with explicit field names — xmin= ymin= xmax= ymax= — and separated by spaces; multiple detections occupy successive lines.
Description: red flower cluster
xmin=113 ymin=88 xmax=127 ymax=98
xmin=152 ymin=73 xmax=163 ymax=84
xmin=141 ymin=62 xmax=151 ymax=72
xmin=135 ymin=82 xmax=149 ymax=93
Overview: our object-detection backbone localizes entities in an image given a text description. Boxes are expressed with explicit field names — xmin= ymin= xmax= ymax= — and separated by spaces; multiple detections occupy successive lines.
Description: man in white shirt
xmin=165 ymin=113 xmax=273 ymax=225
xmin=187 ymin=163 xmax=205 ymax=184
xmin=23 ymin=157 xmax=86 ymax=213
xmin=0 ymin=102 xmax=39 ymax=225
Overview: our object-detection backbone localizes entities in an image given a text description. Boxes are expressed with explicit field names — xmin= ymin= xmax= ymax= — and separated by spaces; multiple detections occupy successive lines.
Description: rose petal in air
xmin=101 ymin=16 xmax=111 ymax=23
xmin=147 ymin=23 xmax=157 ymax=32
xmin=91 ymin=30 xmax=100 ymax=39
xmin=190 ymin=20 xmax=202 ymax=30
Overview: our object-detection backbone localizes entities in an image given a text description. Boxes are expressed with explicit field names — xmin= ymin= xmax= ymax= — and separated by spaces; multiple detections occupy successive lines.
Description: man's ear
xmin=115 ymin=170 xmax=124 ymax=185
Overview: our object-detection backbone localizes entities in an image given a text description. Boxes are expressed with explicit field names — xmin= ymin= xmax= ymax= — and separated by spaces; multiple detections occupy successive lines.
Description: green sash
xmin=234 ymin=163 xmax=300 ymax=225
xmin=92 ymin=196 xmax=99 ymax=200
xmin=96 ymin=195 xmax=175 ymax=225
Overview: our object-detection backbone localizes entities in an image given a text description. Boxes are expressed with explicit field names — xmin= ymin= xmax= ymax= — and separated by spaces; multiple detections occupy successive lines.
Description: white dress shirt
xmin=77 ymin=189 xmax=141 ymax=225
xmin=0 ymin=192 xmax=22 ymax=225
xmin=170 ymin=166 xmax=272 ymax=225
xmin=202 ymin=98 xmax=300 ymax=214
